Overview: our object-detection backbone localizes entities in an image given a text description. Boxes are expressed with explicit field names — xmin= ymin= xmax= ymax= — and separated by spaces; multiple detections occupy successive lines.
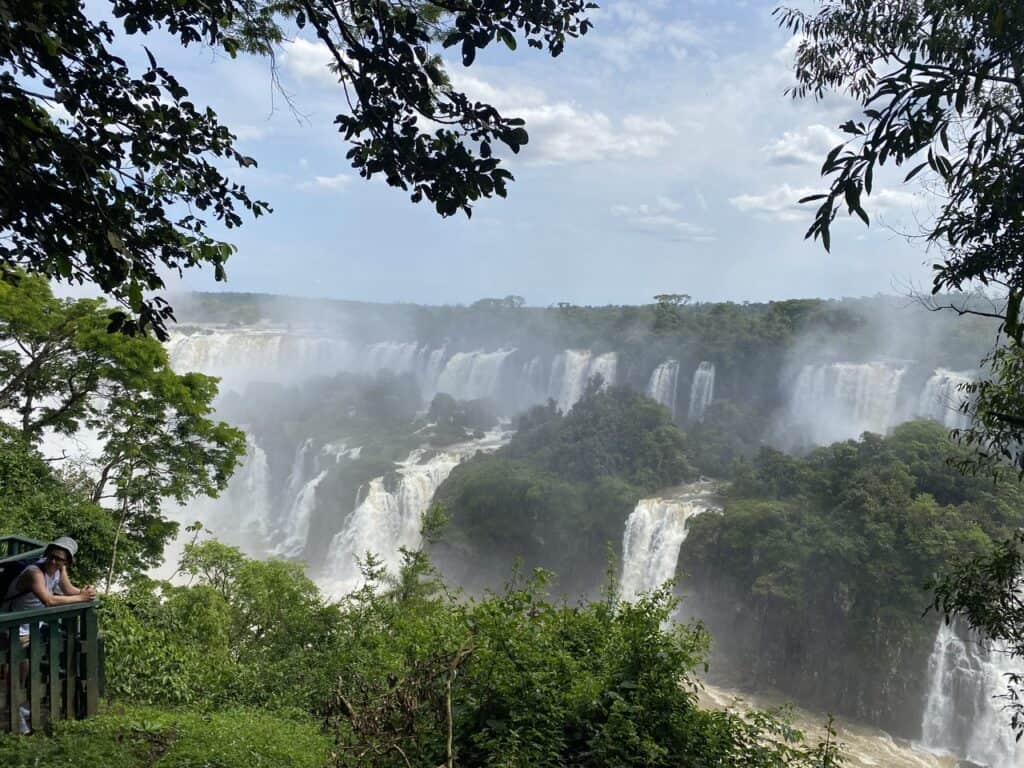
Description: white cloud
xmin=728 ymin=184 xmax=820 ymax=222
xmin=588 ymin=2 xmax=709 ymax=70
xmin=450 ymin=71 xmax=676 ymax=165
xmin=611 ymin=198 xmax=714 ymax=242
xmin=233 ymin=124 xmax=271 ymax=141
xmin=764 ymin=124 xmax=844 ymax=166
xmin=298 ymin=173 xmax=353 ymax=191
xmin=281 ymin=38 xmax=338 ymax=87
xmin=729 ymin=184 xmax=922 ymax=223
xmin=871 ymin=189 xmax=921 ymax=215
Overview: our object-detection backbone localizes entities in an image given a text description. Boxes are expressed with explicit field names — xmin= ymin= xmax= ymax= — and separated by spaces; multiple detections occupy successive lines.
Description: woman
xmin=3 ymin=536 xmax=96 ymax=733
xmin=4 ymin=536 xmax=97 ymax=637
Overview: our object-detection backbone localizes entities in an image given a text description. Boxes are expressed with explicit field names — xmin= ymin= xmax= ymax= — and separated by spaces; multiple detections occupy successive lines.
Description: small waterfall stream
xmin=687 ymin=362 xmax=715 ymax=422
xmin=921 ymin=621 xmax=1023 ymax=768
xmin=619 ymin=481 xmax=720 ymax=601
xmin=647 ymin=360 xmax=681 ymax=418
xmin=916 ymin=370 xmax=973 ymax=430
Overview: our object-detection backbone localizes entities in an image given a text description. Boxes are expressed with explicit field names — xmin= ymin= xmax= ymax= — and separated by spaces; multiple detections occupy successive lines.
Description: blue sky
xmin=109 ymin=0 xmax=938 ymax=307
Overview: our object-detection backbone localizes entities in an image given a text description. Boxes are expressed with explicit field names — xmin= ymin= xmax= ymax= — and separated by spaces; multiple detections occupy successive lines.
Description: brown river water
xmin=699 ymin=683 xmax=959 ymax=768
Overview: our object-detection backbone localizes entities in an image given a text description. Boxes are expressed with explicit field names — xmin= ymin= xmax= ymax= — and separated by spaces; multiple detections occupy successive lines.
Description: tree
xmin=653 ymin=293 xmax=691 ymax=333
xmin=778 ymin=7 xmax=1024 ymax=731
xmin=0 ymin=425 xmax=117 ymax=584
xmin=1 ymin=0 xmax=596 ymax=338
xmin=0 ymin=274 xmax=245 ymax=582
xmin=776 ymin=1 xmax=1024 ymax=459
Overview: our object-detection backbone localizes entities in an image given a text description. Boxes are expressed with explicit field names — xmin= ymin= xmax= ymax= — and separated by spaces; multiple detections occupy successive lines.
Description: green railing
xmin=0 ymin=536 xmax=103 ymax=732
xmin=0 ymin=536 xmax=45 ymax=562
xmin=1 ymin=602 xmax=102 ymax=733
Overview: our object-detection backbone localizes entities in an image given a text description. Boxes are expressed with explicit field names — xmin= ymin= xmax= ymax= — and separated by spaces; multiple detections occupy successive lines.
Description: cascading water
xmin=276 ymin=470 xmax=329 ymax=558
xmin=550 ymin=350 xmax=618 ymax=413
xmin=319 ymin=428 xmax=510 ymax=596
xmin=783 ymin=362 xmax=906 ymax=447
xmin=647 ymin=360 xmax=681 ymax=418
xmin=166 ymin=330 xmax=356 ymax=388
xmin=619 ymin=481 xmax=720 ymax=601
xmin=434 ymin=349 xmax=516 ymax=401
xmin=921 ymin=620 xmax=1023 ymax=768
xmin=687 ymin=361 xmax=715 ymax=422
xmin=272 ymin=441 xmax=363 ymax=558
xmin=917 ymin=369 xmax=973 ymax=430
xmin=160 ymin=433 xmax=274 ymax=572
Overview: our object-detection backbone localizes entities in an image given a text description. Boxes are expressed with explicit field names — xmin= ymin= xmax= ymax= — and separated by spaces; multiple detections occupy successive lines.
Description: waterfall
xmin=687 ymin=362 xmax=715 ymax=422
xmin=647 ymin=360 xmax=681 ymax=417
xmin=521 ymin=356 xmax=548 ymax=407
xmin=362 ymin=341 xmax=422 ymax=377
xmin=921 ymin=621 xmax=1022 ymax=767
xmin=420 ymin=346 xmax=449 ymax=394
xmin=266 ymin=440 xmax=362 ymax=558
xmin=550 ymin=350 xmax=618 ymax=413
xmin=319 ymin=428 xmax=511 ymax=595
xmin=917 ymin=369 xmax=973 ymax=430
xmin=619 ymin=481 xmax=720 ymax=601
xmin=783 ymin=362 xmax=906 ymax=447
xmin=275 ymin=469 xmax=329 ymax=557
xmin=434 ymin=349 xmax=516 ymax=401
xmin=166 ymin=330 xmax=356 ymax=388
xmin=163 ymin=432 xmax=274 ymax=562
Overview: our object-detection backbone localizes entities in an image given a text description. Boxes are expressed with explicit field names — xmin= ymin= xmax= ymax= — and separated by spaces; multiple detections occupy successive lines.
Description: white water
xmin=169 ymin=329 xmax=630 ymax=416
xmin=433 ymin=349 xmax=516 ymax=401
xmin=921 ymin=621 xmax=1023 ymax=768
xmin=319 ymin=428 xmax=511 ymax=596
xmin=687 ymin=361 xmax=715 ymax=422
xmin=619 ymin=481 xmax=720 ymax=601
xmin=166 ymin=330 xmax=357 ymax=388
xmin=275 ymin=470 xmax=329 ymax=557
xmin=783 ymin=362 xmax=906 ymax=446
xmin=917 ymin=369 xmax=973 ymax=430
xmin=550 ymin=350 xmax=618 ymax=413
xmin=647 ymin=360 xmax=681 ymax=418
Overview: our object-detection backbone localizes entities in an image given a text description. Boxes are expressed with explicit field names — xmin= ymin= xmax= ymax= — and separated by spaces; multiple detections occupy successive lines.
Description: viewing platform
xmin=0 ymin=535 xmax=102 ymax=733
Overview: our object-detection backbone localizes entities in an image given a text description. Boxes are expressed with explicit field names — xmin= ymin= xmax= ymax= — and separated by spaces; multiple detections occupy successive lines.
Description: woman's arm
xmin=58 ymin=567 xmax=81 ymax=596
xmin=23 ymin=568 xmax=93 ymax=607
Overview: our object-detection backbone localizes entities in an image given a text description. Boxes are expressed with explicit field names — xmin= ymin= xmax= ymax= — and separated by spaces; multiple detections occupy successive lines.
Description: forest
xmin=4 ymin=0 xmax=1024 ymax=766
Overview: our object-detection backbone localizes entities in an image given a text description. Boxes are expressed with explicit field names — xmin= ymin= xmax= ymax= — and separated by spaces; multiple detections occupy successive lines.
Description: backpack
xmin=0 ymin=558 xmax=37 ymax=611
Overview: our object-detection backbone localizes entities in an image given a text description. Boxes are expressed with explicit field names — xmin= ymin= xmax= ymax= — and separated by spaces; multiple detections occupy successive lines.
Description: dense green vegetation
xmin=679 ymin=420 xmax=1024 ymax=733
xmin=0 ymin=427 xmax=114 ymax=584
xmin=435 ymin=383 xmax=694 ymax=593
xmin=0 ymin=276 xmax=244 ymax=582
xmin=2 ymin=529 xmax=842 ymax=767
xmin=780 ymin=2 xmax=1024 ymax=725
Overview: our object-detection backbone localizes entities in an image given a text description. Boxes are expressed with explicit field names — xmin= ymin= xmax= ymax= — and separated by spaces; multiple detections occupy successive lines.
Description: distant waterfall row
xmin=921 ymin=621 xmax=1022 ymax=768
xmin=618 ymin=482 xmax=720 ymax=601
xmin=777 ymin=363 xmax=975 ymax=448
xmin=645 ymin=360 xmax=716 ymax=422
xmin=168 ymin=330 xmax=621 ymax=415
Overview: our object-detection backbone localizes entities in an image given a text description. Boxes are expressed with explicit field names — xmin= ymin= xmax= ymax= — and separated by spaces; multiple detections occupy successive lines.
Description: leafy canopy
xmin=0 ymin=274 xmax=245 ymax=580
xmin=1 ymin=0 xmax=596 ymax=338
xmin=777 ymin=0 xmax=1023 ymax=308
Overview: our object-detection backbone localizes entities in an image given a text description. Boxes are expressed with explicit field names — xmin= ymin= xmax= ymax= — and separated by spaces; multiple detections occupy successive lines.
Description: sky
xmin=104 ymin=0 xmax=940 ymax=307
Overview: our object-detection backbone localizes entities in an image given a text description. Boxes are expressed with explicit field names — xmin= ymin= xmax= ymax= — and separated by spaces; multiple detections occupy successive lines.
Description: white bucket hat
xmin=46 ymin=536 xmax=78 ymax=564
